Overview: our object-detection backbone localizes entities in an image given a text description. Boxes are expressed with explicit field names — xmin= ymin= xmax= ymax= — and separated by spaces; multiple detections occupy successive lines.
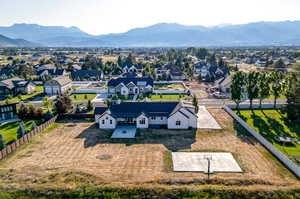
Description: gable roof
xmin=71 ymin=70 xmax=103 ymax=80
xmin=52 ymin=75 xmax=72 ymax=86
xmin=37 ymin=69 xmax=65 ymax=76
xmin=94 ymin=107 xmax=108 ymax=115
xmin=107 ymin=101 xmax=180 ymax=118
xmin=108 ymin=77 xmax=153 ymax=87
xmin=1 ymin=77 xmax=24 ymax=89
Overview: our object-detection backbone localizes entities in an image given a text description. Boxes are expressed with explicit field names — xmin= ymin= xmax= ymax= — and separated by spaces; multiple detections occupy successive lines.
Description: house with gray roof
xmin=95 ymin=101 xmax=197 ymax=129
xmin=44 ymin=75 xmax=72 ymax=96
xmin=108 ymin=77 xmax=153 ymax=96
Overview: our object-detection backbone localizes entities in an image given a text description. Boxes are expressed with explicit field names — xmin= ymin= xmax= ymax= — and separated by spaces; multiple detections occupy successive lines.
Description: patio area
xmin=111 ymin=125 xmax=137 ymax=138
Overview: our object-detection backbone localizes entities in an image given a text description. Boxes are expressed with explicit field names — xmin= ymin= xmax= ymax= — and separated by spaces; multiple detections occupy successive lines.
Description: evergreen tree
xmin=193 ymin=95 xmax=199 ymax=113
xmin=17 ymin=124 xmax=26 ymax=139
xmin=0 ymin=134 xmax=5 ymax=150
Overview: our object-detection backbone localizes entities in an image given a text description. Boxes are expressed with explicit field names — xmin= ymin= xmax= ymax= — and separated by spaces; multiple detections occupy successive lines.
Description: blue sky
xmin=0 ymin=0 xmax=300 ymax=35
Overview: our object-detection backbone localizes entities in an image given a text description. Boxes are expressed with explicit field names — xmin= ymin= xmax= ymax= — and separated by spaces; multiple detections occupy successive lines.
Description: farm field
xmin=0 ymin=120 xmax=42 ymax=144
xmin=70 ymin=94 xmax=97 ymax=102
xmin=149 ymin=94 xmax=189 ymax=101
xmin=235 ymin=110 xmax=300 ymax=157
xmin=0 ymin=109 xmax=298 ymax=192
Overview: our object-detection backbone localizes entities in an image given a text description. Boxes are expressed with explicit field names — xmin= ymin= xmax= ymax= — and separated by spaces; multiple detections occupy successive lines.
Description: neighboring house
xmin=108 ymin=77 xmax=153 ymax=96
xmin=255 ymin=60 xmax=267 ymax=67
xmin=0 ymin=77 xmax=35 ymax=96
xmin=215 ymin=76 xmax=246 ymax=98
xmin=159 ymin=64 xmax=186 ymax=80
xmin=0 ymin=103 xmax=18 ymax=122
xmin=37 ymin=69 xmax=67 ymax=80
xmin=13 ymin=80 xmax=36 ymax=95
xmin=44 ymin=75 xmax=72 ymax=96
xmin=0 ymin=67 xmax=15 ymax=80
xmin=94 ymin=101 xmax=197 ymax=130
xmin=71 ymin=70 xmax=103 ymax=81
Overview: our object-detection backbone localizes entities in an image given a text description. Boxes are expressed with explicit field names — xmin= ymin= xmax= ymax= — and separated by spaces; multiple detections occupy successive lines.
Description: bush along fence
xmin=223 ymin=105 xmax=300 ymax=179
xmin=0 ymin=115 xmax=58 ymax=161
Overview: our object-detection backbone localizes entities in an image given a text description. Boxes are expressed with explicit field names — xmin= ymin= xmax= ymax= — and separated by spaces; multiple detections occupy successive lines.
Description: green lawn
xmin=70 ymin=94 xmax=97 ymax=102
xmin=235 ymin=110 xmax=300 ymax=157
xmin=149 ymin=94 xmax=189 ymax=101
xmin=154 ymin=83 xmax=184 ymax=90
xmin=0 ymin=120 xmax=42 ymax=144
xmin=1 ymin=86 xmax=44 ymax=103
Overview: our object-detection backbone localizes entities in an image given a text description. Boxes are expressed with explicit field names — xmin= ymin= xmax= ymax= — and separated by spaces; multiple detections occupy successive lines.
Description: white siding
xmin=167 ymin=112 xmax=189 ymax=129
xmin=148 ymin=116 xmax=168 ymax=125
xmin=120 ymin=86 xmax=129 ymax=95
xmin=136 ymin=115 xmax=149 ymax=128
xmin=99 ymin=114 xmax=116 ymax=129
xmin=179 ymin=108 xmax=197 ymax=128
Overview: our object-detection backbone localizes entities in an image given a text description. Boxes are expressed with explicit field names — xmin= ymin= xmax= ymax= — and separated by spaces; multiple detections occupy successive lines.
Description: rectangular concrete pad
xmin=111 ymin=126 xmax=136 ymax=138
xmin=197 ymin=106 xmax=222 ymax=129
xmin=172 ymin=152 xmax=242 ymax=173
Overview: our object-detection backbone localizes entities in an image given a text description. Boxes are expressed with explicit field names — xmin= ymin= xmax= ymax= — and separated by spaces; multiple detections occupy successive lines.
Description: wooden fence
xmin=0 ymin=115 xmax=58 ymax=161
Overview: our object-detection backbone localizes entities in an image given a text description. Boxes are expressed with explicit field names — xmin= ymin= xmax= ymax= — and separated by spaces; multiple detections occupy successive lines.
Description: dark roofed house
xmin=0 ymin=77 xmax=36 ymax=96
xmin=160 ymin=64 xmax=186 ymax=80
xmin=71 ymin=70 xmax=103 ymax=81
xmin=0 ymin=102 xmax=18 ymax=122
xmin=108 ymin=77 xmax=154 ymax=96
xmin=94 ymin=101 xmax=197 ymax=129
xmin=37 ymin=69 xmax=67 ymax=80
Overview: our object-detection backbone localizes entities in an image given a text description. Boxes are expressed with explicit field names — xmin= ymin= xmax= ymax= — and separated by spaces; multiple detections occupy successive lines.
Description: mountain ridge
xmin=0 ymin=21 xmax=300 ymax=47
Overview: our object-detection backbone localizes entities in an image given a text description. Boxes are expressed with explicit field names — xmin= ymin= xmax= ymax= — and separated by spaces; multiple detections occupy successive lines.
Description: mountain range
xmin=0 ymin=21 xmax=300 ymax=47
xmin=0 ymin=34 xmax=39 ymax=47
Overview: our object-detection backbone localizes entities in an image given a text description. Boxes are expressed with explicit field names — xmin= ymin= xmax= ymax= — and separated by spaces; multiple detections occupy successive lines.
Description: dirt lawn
xmin=0 ymin=109 xmax=299 ymax=190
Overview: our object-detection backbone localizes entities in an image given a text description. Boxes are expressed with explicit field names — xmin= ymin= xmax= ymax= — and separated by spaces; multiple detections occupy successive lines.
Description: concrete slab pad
xmin=111 ymin=126 xmax=136 ymax=138
xmin=197 ymin=106 xmax=222 ymax=129
xmin=172 ymin=152 xmax=242 ymax=173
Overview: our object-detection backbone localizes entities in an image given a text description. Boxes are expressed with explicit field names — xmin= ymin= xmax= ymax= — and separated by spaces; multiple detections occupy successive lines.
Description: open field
xmin=235 ymin=110 xmax=300 ymax=157
xmin=0 ymin=120 xmax=42 ymax=144
xmin=70 ymin=94 xmax=97 ymax=102
xmin=0 ymin=109 xmax=298 ymax=192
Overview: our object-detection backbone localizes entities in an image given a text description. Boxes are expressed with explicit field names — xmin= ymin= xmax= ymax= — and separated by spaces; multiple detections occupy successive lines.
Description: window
xmin=161 ymin=117 xmax=163 ymax=120
xmin=140 ymin=119 xmax=145 ymax=124
xmin=176 ymin=121 xmax=181 ymax=126
xmin=151 ymin=117 xmax=156 ymax=120
xmin=102 ymin=120 xmax=105 ymax=124
xmin=110 ymin=120 xmax=112 ymax=124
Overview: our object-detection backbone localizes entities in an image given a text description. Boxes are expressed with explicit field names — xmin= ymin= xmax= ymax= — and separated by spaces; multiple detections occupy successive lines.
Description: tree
xmin=43 ymin=96 xmax=53 ymax=112
xmin=257 ymin=73 xmax=270 ymax=109
xmin=245 ymin=71 xmax=260 ymax=109
xmin=87 ymin=100 xmax=93 ymax=111
xmin=230 ymin=72 xmax=245 ymax=110
xmin=17 ymin=124 xmax=26 ymax=139
xmin=193 ymin=95 xmax=199 ymax=113
xmin=54 ymin=95 xmax=73 ymax=114
xmin=18 ymin=104 xmax=28 ymax=120
xmin=31 ymin=121 xmax=37 ymax=131
xmin=274 ymin=58 xmax=285 ymax=70
xmin=0 ymin=134 xmax=5 ymax=150
xmin=27 ymin=103 xmax=36 ymax=119
xmin=270 ymin=71 xmax=284 ymax=108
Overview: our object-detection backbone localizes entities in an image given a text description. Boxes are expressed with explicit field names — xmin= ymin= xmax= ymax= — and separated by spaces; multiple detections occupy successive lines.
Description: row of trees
xmin=231 ymin=71 xmax=299 ymax=111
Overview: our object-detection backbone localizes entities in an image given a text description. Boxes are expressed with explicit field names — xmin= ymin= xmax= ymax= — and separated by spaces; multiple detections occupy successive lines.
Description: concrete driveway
xmin=197 ymin=106 xmax=222 ymax=130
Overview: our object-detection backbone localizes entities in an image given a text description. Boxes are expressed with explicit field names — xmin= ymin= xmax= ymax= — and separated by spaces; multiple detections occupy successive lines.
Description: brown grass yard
xmin=0 ymin=109 xmax=299 ymax=191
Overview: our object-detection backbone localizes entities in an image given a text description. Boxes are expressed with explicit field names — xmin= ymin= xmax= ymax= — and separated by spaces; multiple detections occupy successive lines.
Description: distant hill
xmin=0 ymin=21 xmax=300 ymax=47
xmin=0 ymin=34 xmax=39 ymax=47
